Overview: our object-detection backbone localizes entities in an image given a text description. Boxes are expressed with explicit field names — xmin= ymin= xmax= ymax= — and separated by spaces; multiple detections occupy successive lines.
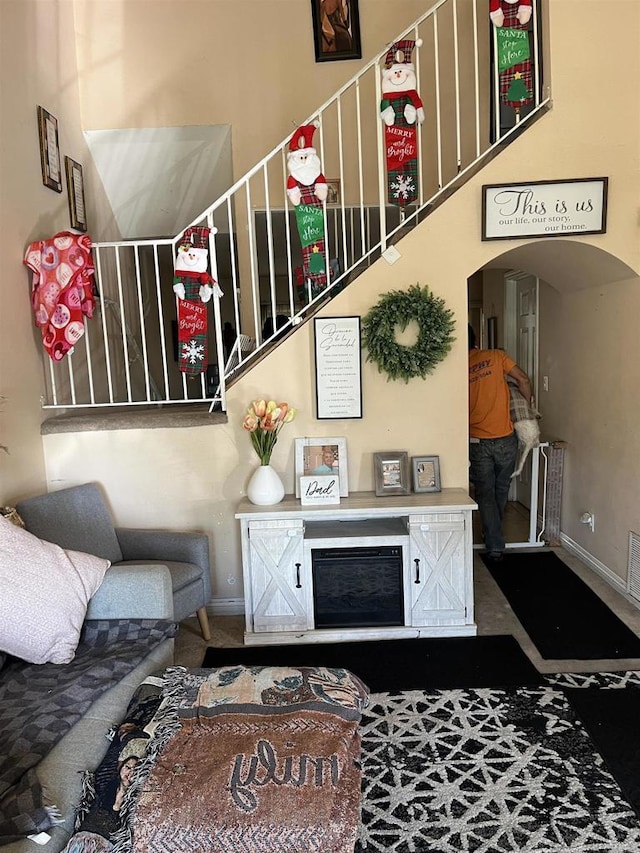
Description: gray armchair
xmin=16 ymin=482 xmax=212 ymax=640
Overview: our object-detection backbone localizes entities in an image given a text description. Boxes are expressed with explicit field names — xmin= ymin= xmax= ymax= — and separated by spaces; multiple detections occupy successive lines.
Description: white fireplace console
xmin=236 ymin=489 xmax=478 ymax=646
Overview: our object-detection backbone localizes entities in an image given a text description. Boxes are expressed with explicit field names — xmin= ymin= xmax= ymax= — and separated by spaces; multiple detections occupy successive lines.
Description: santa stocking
xmin=294 ymin=186 xmax=327 ymax=298
xmin=173 ymin=226 xmax=221 ymax=376
xmin=286 ymin=124 xmax=329 ymax=300
xmin=491 ymin=1 xmax=533 ymax=111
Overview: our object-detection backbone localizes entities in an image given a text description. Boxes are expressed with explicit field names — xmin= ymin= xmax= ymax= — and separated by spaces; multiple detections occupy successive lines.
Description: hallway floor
xmin=175 ymin=503 xmax=640 ymax=677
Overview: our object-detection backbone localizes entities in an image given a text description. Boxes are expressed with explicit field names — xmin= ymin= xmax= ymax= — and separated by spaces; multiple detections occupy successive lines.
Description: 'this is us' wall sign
xmin=482 ymin=178 xmax=607 ymax=240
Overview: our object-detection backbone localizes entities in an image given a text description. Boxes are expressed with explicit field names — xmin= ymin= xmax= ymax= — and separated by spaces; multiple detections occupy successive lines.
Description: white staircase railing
xmin=39 ymin=0 xmax=548 ymax=412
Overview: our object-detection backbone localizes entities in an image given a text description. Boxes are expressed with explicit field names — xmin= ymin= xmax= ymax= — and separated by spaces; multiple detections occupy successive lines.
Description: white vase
xmin=247 ymin=463 xmax=285 ymax=506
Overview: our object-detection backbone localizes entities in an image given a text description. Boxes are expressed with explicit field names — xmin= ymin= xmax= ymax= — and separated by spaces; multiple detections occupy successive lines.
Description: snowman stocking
xmin=380 ymin=40 xmax=425 ymax=207
xmin=173 ymin=226 xmax=221 ymax=376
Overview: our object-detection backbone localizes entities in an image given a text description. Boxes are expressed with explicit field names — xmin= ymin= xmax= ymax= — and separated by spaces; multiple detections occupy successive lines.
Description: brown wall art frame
xmin=311 ymin=0 xmax=362 ymax=62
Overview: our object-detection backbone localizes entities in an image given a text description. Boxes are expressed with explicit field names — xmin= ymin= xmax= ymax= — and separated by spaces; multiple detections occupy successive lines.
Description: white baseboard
xmin=560 ymin=532 xmax=639 ymax=610
xmin=207 ymin=597 xmax=245 ymax=616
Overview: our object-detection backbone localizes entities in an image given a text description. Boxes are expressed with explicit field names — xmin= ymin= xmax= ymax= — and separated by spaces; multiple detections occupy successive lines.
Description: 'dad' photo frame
xmin=295 ymin=437 xmax=348 ymax=498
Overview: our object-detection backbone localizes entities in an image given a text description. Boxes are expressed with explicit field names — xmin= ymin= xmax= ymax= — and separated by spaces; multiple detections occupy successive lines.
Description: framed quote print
xmin=37 ymin=105 xmax=62 ymax=192
xmin=314 ymin=316 xmax=362 ymax=419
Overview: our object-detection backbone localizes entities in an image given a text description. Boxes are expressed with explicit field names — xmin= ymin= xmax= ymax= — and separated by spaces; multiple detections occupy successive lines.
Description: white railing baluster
xmin=152 ymin=243 xmax=170 ymax=401
xmin=433 ymin=12 xmax=443 ymax=188
xmin=94 ymin=246 xmax=116 ymax=404
xmin=263 ymin=164 xmax=277 ymax=336
xmin=473 ymin=0 xmax=481 ymax=158
xmin=83 ymin=312 xmax=96 ymax=405
xmin=113 ymin=246 xmax=133 ymax=403
xmin=452 ymin=1 xmax=462 ymax=171
xmin=67 ymin=352 xmax=76 ymax=406
xmin=133 ymin=245 xmax=151 ymax=402
xmin=245 ymin=181 xmax=261 ymax=352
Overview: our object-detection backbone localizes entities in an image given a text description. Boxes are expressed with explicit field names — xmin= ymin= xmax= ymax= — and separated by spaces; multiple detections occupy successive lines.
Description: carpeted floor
xmin=355 ymin=674 xmax=640 ymax=851
xmin=201 ymin=634 xmax=543 ymax=691
xmin=482 ymin=551 xmax=640 ymax=660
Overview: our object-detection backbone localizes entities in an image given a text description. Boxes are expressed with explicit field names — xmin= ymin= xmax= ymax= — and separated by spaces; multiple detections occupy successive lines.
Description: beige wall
xmin=0 ymin=0 xmax=118 ymax=503
xmin=74 ymin=0 xmax=429 ymax=181
xmin=3 ymin=1 xmax=640 ymax=603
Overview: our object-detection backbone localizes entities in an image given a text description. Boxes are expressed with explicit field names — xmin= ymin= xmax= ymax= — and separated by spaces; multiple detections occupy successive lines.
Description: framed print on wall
xmin=314 ymin=316 xmax=362 ymax=419
xmin=295 ymin=436 xmax=348 ymax=498
xmin=311 ymin=0 xmax=362 ymax=63
xmin=411 ymin=455 xmax=441 ymax=493
xmin=325 ymin=178 xmax=341 ymax=205
xmin=373 ymin=451 xmax=410 ymax=497
xmin=37 ymin=105 xmax=62 ymax=192
xmin=65 ymin=157 xmax=88 ymax=232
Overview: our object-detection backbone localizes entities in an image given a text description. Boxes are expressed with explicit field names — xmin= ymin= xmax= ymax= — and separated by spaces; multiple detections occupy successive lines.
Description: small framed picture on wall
xmin=37 ymin=105 xmax=62 ymax=193
xmin=65 ymin=157 xmax=88 ymax=232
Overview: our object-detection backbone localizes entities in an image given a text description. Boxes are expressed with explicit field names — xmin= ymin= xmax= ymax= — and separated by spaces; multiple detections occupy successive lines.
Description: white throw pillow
xmin=0 ymin=516 xmax=110 ymax=664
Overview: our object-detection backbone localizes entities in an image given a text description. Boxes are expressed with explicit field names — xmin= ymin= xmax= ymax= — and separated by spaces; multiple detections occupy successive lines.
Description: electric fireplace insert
xmin=311 ymin=545 xmax=404 ymax=629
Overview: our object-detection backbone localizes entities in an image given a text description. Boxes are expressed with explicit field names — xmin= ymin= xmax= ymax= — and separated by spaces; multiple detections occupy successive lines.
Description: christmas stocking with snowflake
xmin=380 ymin=39 xmax=425 ymax=207
xmin=286 ymin=124 xmax=329 ymax=299
xmin=173 ymin=226 xmax=222 ymax=376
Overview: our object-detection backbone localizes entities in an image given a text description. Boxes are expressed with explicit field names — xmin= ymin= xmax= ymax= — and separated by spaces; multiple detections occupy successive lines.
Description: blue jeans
xmin=469 ymin=432 xmax=518 ymax=554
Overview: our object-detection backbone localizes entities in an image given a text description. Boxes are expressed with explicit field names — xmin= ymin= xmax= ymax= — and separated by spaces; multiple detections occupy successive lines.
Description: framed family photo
xmin=373 ymin=451 xmax=410 ymax=497
xmin=412 ymin=455 xmax=441 ymax=493
xmin=311 ymin=0 xmax=362 ymax=63
xmin=295 ymin=437 xmax=348 ymax=497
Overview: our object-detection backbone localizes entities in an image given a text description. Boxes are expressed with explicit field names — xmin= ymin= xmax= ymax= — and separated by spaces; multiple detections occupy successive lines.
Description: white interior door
xmin=504 ymin=273 xmax=538 ymax=507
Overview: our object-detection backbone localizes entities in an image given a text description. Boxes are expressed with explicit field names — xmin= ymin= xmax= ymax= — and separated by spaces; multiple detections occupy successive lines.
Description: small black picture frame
xmin=37 ymin=105 xmax=62 ymax=193
xmin=311 ymin=0 xmax=362 ymax=63
xmin=65 ymin=156 xmax=87 ymax=232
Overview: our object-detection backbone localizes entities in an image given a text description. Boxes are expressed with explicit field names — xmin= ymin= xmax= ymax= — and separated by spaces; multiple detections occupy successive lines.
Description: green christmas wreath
xmin=361 ymin=284 xmax=455 ymax=383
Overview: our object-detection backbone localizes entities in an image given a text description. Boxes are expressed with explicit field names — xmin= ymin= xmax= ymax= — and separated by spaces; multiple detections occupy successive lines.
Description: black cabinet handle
xmin=295 ymin=563 xmax=302 ymax=588
xmin=414 ymin=558 xmax=421 ymax=584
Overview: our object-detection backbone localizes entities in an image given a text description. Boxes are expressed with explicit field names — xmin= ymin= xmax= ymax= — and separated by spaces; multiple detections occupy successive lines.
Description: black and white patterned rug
xmin=356 ymin=674 xmax=640 ymax=852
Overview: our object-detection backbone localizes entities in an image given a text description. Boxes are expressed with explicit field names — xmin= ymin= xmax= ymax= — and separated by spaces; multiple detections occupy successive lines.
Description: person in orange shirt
xmin=468 ymin=324 xmax=532 ymax=561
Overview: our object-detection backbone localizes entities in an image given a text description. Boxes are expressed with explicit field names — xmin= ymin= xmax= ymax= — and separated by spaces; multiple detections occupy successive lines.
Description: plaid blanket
xmin=0 ymin=619 xmax=176 ymax=846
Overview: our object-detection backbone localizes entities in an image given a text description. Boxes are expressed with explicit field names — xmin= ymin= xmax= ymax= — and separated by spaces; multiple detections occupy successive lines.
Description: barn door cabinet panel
xmin=408 ymin=514 xmax=472 ymax=627
xmin=247 ymin=519 xmax=311 ymax=632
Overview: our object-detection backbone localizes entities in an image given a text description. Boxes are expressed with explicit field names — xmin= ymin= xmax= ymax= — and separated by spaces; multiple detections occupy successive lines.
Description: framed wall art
xmin=311 ymin=0 xmax=362 ymax=63
xmin=373 ymin=451 xmax=410 ymax=497
xmin=64 ymin=157 xmax=88 ymax=232
xmin=37 ymin=105 xmax=62 ymax=192
xmin=482 ymin=177 xmax=608 ymax=240
xmin=295 ymin=436 xmax=348 ymax=497
xmin=314 ymin=316 xmax=362 ymax=419
xmin=325 ymin=178 xmax=341 ymax=205
xmin=411 ymin=455 xmax=441 ymax=493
